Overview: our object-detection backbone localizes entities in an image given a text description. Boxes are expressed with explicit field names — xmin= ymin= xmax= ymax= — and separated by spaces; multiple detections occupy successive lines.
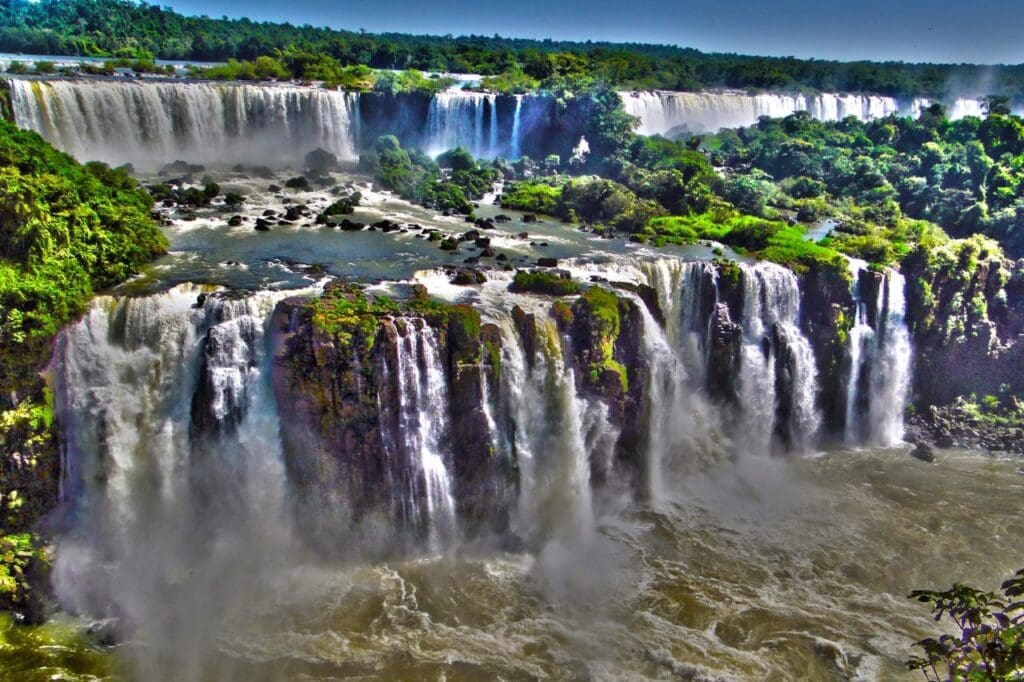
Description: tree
xmin=907 ymin=568 xmax=1024 ymax=681
xmin=982 ymin=95 xmax=1013 ymax=117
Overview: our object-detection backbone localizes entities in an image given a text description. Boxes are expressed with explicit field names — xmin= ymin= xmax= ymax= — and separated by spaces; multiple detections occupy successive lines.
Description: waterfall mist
xmin=50 ymin=285 xmax=312 ymax=679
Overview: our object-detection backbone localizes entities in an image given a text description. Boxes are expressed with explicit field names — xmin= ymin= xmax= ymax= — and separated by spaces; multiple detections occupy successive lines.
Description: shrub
xmin=510 ymin=270 xmax=581 ymax=296
xmin=907 ymin=568 xmax=1024 ymax=681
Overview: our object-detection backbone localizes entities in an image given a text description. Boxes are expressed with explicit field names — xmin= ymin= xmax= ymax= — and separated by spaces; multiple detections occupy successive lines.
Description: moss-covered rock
xmin=0 ymin=84 xmax=12 ymax=123
xmin=273 ymin=282 xmax=514 ymax=543
xmin=509 ymin=270 xmax=581 ymax=296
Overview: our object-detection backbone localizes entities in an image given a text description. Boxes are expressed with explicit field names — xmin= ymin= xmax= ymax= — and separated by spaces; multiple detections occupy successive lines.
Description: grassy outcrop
xmin=645 ymin=211 xmax=848 ymax=277
xmin=510 ymin=270 xmax=581 ymax=297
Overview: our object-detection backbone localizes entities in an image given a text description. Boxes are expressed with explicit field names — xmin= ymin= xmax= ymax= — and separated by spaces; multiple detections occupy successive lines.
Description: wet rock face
xmin=904 ymin=252 xmax=1024 ymax=407
xmin=706 ymin=303 xmax=742 ymax=404
xmin=561 ymin=287 xmax=648 ymax=494
xmin=797 ymin=261 xmax=856 ymax=434
xmin=907 ymin=405 xmax=1024 ymax=456
xmin=271 ymin=296 xmax=389 ymax=543
xmin=270 ymin=286 xmax=513 ymax=545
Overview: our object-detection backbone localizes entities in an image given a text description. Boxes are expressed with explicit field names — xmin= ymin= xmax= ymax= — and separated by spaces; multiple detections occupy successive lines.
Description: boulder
xmin=451 ymin=268 xmax=487 ymax=286
xmin=910 ymin=441 xmax=936 ymax=463
xmin=305 ymin=148 xmax=338 ymax=172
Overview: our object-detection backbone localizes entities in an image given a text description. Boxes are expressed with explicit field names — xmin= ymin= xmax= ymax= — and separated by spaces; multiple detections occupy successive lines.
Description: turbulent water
xmin=33 ymin=224 xmax=998 ymax=680
xmin=618 ymin=90 xmax=990 ymax=136
xmin=39 ymin=274 xmax=1024 ymax=680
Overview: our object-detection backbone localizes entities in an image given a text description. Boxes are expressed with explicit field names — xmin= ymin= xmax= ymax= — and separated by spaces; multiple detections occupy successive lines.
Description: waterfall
xmin=636 ymin=259 xmax=719 ymax=383
xmin=619 ymin=90 xmax=998 ymax=137
xmin=424 ymin=91 xmax=498 ymax=159
xmin=867 ymin=271 xmax=913 ymax=446
xmin=735 ymin=263 xmax=821 ymax=454
xmin=496 ymin=316 xmax=599 ymax=544
xmin=843 ymin=263 xmax=913 ymax=447
xmin=487 ymin=94 xmax=498 ymax=157
xmin=510 ymin=95 xmax=523 ymax=159
xmin=844 ymin=260 xmax=875 ymax=444
xmin=6 ymin=77 xmax=360 ymax=170
xmin=49 ymin=285 xmax=305 ymax=675
xmin=379 ymin=318 xmax=457 ymax=550
xmin=629 ymin=292 xmax=721 ymax=501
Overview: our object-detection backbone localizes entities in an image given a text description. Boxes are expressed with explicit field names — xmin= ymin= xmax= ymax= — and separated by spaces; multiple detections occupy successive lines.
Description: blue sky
xmin=163 ymin=0 xmax=1024 ymax=65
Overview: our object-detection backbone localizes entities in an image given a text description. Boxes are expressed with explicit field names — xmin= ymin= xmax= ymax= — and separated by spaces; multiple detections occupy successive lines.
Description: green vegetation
xmin=574 ymin=287 xmax=628 ymax=393
xmin=0 ymin=120 xmax=167 ymax=393
xmin=940 ymin=391 xmax=1024 ymax=430
xmin=309 ymin=282 xmax=465 ymax=354
xmin=501 ymin=181 xmax=563 ymax=216
xmin=0 ymin=120 xmax=165 ymax=612
xmin=907 ymin=568 xmax=1024 ymax=681
xmin=315 ymin=195 xmax=361 ymax=223
xmin=6 ymin=0 xmax=1024 ymax=99
xmin=702 ymin=107 xmax=1024 ymax=258
xmin=503 ymin=176 xmax=666 ymax=231
xmin=360 ymin=137 xmax=498 ymax=214
xmin=903 ymin=232 xmax=1005 ymax=335
xmin=480 ymin=69 xmax=540 ymax=95
xmin=510 ymin=270 xmax=582 ymax=296
xmin=645 ymin=210 xmax=848 ymax=275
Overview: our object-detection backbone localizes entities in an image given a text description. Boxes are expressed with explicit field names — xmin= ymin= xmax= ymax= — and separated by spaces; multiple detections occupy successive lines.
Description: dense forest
xmin=4 ymin=0 xmax=1024 ymax=98
xmin=0 ymin=120 xmax=166 ymax=614
xmin=702 ymin=100 xmax=1024 ymax=259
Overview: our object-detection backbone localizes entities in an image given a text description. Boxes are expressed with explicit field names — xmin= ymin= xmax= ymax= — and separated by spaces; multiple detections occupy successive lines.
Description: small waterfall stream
xmin=843 ymin=262 xmax=914 ymax=447
xmin=383 ymin=319 xmax=458 ymax=549
xmin=510 ymin=95 xmax=523 ymax=159
xmin=735 ymin=263 xmax=821 ymax=454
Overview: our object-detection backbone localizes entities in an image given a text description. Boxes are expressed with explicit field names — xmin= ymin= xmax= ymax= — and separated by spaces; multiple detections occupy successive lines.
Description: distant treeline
xmin=3 ymin=0 xmax=1024 ymax=98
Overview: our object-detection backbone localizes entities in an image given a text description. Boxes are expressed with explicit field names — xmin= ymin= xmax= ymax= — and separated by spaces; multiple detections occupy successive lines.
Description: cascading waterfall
xmin=50 ymin=284 xmax=305 ymax=677
xmin=424 ymin=91 xmax=501 ymax=159
xmin=47 ymin=256 xmax=913 ymax=641
xmin=590 ymin=257 xmax=822 ymax=454
xmin=868 ymin=271 xmax=912 ymax=445
xmin=628 ymin=292 xmax=721 ymax=501
xmin=488 ymin=94 xmax=499 ymax=157
xmin=735 ymin=263 xmax=821 ymax=454
xmin=634 ymin=258 xmax=720 ymax=383
xmin=619 ymin=90 xmax=1002 ymax=137
xmin=380 ymin=319 xmax=458 ymax=549
xmin=842 ymin=262 xmax=913 ymax=447
xmin=496 ymin=316 xmax=599 ymax=543
xmin=510 ymin=95 xmax=523 ymax=159
xmin=6 ymin=77 xmax=360 ymax=170
xmin=844 ymin=259 xmax=875 ymax=445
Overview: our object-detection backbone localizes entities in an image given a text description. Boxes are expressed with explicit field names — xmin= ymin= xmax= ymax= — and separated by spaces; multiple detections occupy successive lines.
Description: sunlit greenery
xmin=359 ymin=137 xmax=498 ymax=214
xmin=702 ymin=106 xmax=1024 ymax=258
xmin=0 ymin=120 xmax=165 ymax=611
